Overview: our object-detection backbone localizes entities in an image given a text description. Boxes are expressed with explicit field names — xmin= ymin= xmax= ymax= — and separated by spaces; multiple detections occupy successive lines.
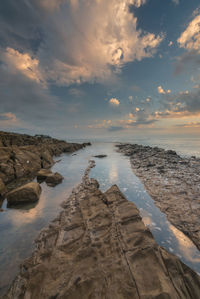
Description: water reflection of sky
xmin=90 ymin=143 xmax=200 ymax=275
xmin=0 ymin=142 xmax=200 ymax=295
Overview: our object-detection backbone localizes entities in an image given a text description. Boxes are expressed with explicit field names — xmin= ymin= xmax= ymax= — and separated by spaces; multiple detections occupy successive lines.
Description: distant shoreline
xmin=117 ymin=143 xmax=200 ymax=251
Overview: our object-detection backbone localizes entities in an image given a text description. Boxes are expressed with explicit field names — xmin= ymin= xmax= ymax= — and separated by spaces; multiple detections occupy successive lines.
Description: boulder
xmin=37 ymin=169 xmax=52 ymax=182
xmin=45 ymin=172 xmax=63 ymax=186
xmin=6 ymin=182 xmax=41 ymax=205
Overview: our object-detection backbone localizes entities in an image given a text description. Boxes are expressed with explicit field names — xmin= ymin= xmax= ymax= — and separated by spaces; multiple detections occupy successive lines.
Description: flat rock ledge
xmin=4 ymin=161 xmax=200 ymax=299
xmin=116 ymin=143 xmax=200 ymax=251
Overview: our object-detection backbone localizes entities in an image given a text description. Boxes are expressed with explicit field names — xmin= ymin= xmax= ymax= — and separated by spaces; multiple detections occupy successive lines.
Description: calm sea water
xmin=0 ymin=139 xmax=200 ymax=295
xmin=69 ymin=135 xmax=200 ymax=157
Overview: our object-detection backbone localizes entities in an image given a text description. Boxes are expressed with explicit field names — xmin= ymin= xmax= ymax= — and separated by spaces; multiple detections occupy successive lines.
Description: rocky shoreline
xmin=0 ymin=131 xmax=90 ymax=203
xmin=4 ymin=161 xmax=200 ymax=298
xmin=116 ymin=143 xmax=200 ymax=252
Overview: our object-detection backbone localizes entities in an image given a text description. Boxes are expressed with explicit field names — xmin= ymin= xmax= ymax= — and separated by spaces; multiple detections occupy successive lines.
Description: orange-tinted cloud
xmin=2 ymin=47 xmax=44 ymax=85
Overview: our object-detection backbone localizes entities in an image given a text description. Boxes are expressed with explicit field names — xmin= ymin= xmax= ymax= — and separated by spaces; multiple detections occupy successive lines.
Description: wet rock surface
xmin=45 ymin=172 xmax=63 ymax=186
xmin=37 ymin=169 xmax=63 ymax=186
xmin=36 ymin=169 xmax=52 ymax=182
xmin=4 ymin=162 xmax=200 ymax=299
xmin=116 ymin=143 xmax=200 ymax=251
xmin=0 ymin=131 xmax=90 ymax=194
xmin=6 ymin=182 xmax=42 ymax=205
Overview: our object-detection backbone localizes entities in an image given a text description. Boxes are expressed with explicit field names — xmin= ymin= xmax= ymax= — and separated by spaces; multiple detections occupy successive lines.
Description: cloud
xmin=68 ymin=88 xmax=85 ymax=97
xmin=175 ymin=13 xmax=200 ymax=74
xmin=176 ymin=122 xmax=200 ymax=128
xmin=172 ymin=0 xmax=179 ymax=5
xmin=108 ymin=126 xmax=125 ymax=132
xmin=1 ymin=47 xmax=44 ymax=85
xmin=177 ymin=14 xmax=200 ymax=52
xmin=157 ymin=86 xmax=171 ymax=94
xmin=174 ymin=50 xmax=200 ymax=74
xmin=0 ymin=112 xmax=22 ymax=128
xmin=0 ymin=0 xmax=163 ymax=86
xmin=109 ymin=98 xmax=120 ymax=106
xmin=128 ymin=95 xmax=133 ymax=102
xmin=0 ymin=112 xmax=17 ymax=122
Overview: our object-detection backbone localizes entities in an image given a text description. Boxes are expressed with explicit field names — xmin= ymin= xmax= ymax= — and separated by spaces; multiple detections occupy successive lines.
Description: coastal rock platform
xmin=116 ymin=143 xmax=200 ymax=251
xmin=0 ymin=131 xmax=90 ymax=195
xmin=5 ymin=161 xmax=200 ymax=299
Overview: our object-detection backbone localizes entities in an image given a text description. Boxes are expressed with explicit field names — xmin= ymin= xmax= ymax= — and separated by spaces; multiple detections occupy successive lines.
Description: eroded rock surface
xmin=0 ymin=131 xmax=90 ymax=193
xmin=116 ymin=143 xmax=200 ymax=251
xmin=6 ymin=182 xmax=42 ymax=205
xmin=5 ymin=162 xmax=200 ymax=299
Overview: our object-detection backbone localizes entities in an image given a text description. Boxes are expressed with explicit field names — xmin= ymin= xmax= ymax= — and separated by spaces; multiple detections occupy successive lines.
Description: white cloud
xmin=177 ymin=14 xmax=200 ymax=52
xmin=109 ymin=98 xmax=120 ymax=106
xmin=35 ymin=0 xmax=163 ymax=85
xmin=1 ymin=47 xmax=44 ymax=85
xmin=157 ymin=86 xmax=171 ymax=94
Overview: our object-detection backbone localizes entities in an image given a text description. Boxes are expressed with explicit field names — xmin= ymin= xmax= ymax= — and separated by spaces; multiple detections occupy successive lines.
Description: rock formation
xmin=6 ymin=182 xmax=42 ymax=205
xmin=36 ymin=169 xmax=52 ymax=182
xmin=5 ymin=161 xmax=200 ymax=299
xmin=45 ymin=172 xmax=63 ymax=186
xmin=37 ymin=169 xmax=63 ymax=186
xmin=0 ymin=131 xmax=90 ymax=195
xmin=116 ymin=143 xmax=200 ymax=251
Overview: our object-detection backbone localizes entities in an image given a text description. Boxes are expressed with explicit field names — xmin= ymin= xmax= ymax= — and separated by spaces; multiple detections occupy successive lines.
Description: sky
xmin=0 ymin=0 xmax=200 ymax=139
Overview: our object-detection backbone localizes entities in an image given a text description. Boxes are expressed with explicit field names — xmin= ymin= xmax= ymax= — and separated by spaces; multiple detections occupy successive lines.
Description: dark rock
xmin=94 ymin=154 xmax=107 ymax=158
xmin=6 ymin=182 xmax=41 ymax=205
xmin=166 ymin=149 xmax=177 ymax=155
xmin=37 ymin=169 xmax=52 ymax=182
xmin=45 ymin=172 xmax=63 ymax=186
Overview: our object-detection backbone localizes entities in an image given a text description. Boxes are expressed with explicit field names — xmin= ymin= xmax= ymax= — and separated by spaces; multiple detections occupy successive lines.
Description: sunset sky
xmin=0 ymin=0 xmax=200 ymax=139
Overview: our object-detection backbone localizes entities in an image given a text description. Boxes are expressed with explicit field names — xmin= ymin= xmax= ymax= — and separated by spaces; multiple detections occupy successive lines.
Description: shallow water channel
xmin=0 ymin=143 xmax=200 ymax=295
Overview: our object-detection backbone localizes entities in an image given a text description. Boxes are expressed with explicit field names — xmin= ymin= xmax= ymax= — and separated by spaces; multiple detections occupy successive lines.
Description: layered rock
xmin=5 ymin=162 xmax=200 ymax=299
xmin=0 ymin=131 xmax=90 ymax=192
xmin=116 ymin=143 xmax=200 ymax=251
xmin=6 ymin=182 xmax=42 ymax=205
